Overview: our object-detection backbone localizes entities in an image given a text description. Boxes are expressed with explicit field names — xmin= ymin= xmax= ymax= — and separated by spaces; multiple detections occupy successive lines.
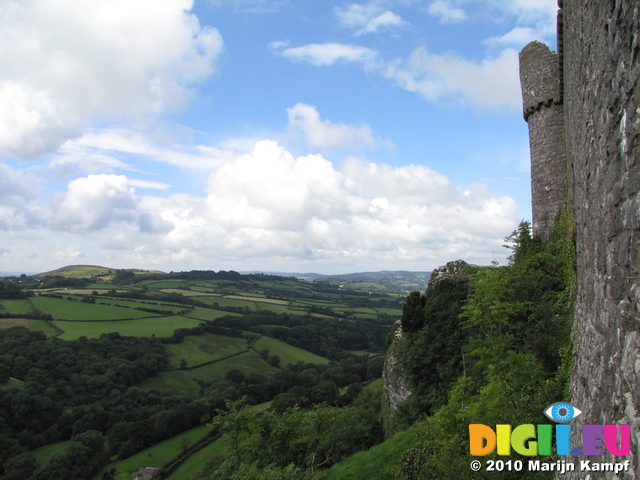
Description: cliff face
xmin=382 ymin=260 xmax=473 ymax=433
xmin=382 ymin=320 xmax=412 ymax=420
xmin=562 ymin=1 xmax=640 ymax=477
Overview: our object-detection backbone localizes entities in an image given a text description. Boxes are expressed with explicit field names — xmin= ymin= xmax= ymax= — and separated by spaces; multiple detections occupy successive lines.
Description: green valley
xmin=0 ymin=267 xmax=405 ymax=479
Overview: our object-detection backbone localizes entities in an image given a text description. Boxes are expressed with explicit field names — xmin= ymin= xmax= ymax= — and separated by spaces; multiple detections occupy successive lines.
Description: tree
xmin=210 ymin=397 xmax=253 ymax=464
xmin=400 ymin=291 xmax=425 ymax=333
xmin=267 ymin=354 xmax=281 ymax=368
xmin=226 ymin=369 xmax=245 ymax=384
xmin=309 ymin=381 xmax=339 ymax=405
xmin=3 ymin=452 xmax=37 ymax=480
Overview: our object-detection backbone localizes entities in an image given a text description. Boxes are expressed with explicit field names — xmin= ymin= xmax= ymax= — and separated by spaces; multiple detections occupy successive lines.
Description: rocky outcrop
xmin=382 ymin=260 xmax=478 ymax=434
xmin=382 ymin=320 xmax=412 ymax=414
xmin=429 ymin=259 xmax=477 ymax=286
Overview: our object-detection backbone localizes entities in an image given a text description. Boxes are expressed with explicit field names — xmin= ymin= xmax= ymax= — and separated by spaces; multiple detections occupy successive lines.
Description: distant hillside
xmin=30 ymin=266 xmax=428 ymax=295
xmin=300 ymin=271 xmax=431 ymax=295
xmin=35 ymin=265 xmax=166 ymax=278
xmin=241 ymin=270 xmax=431 ymax=293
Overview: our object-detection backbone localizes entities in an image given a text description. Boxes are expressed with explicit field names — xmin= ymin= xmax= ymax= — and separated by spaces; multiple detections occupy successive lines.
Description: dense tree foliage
xmin=201 ymin=389 xmax=383 ymax=479
xmin=214 ymin=311 xmax=391 ymax=357
xmin=395 ymin=275 xmax=472 ymax=419
xmin=394 ymin=219 xmax=575 ymax=479
xmin=0 ymin=280 xmax=29 ymax=299
xmin=0 ymin=328 xmax=208 ymax=476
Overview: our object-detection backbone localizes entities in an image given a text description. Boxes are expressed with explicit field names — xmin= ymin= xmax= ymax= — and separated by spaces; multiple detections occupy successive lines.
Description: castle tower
xmin=519 ymin=41 xmax=566 ymax=241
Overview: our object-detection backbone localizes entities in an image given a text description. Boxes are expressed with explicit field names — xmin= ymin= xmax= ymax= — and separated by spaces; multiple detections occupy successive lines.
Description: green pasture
xmin=164 ymin=401 xmax=270 ymax=480
xmin=164 ymin=431 xmax=230 ymax=480
xmin=375 ymin=307 xmax=403 ymax=315
xmin=85 ymin=284 xmax=132 ymax=291
xmin=142 ymin=280 xmax=192 ymax=289
xmin=157 ymin=288 xmax=211 ymax=297
xmin=30 ymin=296 xmax=159 ymax=321
xmin=188 ymin=285 xmax=218 ymax=293
xmin=183 ymin=306 xmax=238 ymax=321
xmin=0 ymin=318 xmax=60 ymax=337
xmin=0 ymin=377 xmax=24 ymax=390
xmin=104 ymin=298 xmax=188 ymax=313
xmin=141 ymin=351 xmax=277 ymax=395
xmin=54 ymin=315 xmax=203 ymax=340
xmin=364 ymin=378 xmax=383 ymax=393
xmin=32 ymin=440 xmax=70 ymax=468
xmin=93 ymin=424 xmax=212 ymax=480
xmin=290 ymin=299 xmax=344 ymax=307
xmin=0 ymin=298 xmax=36 ymax=315
xmin=249 ymin=302 xmax=291 ymax=314
xmin=186 ymin=351 xmax=277 ymax=382
xmin=166 ymin=333 xmax=247 ymax=368
xmin=315 ymin=424 xmax=419 ymax=480
xmin=253 ymin=336 xmax=329 ymax=365
xmin=140 ymin=370 xmax=202 ymax=397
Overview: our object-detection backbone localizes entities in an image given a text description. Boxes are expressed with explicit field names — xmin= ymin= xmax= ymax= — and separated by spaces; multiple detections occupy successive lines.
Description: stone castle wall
xmin=561 ymin=0 xmax=640 ymax=477
xmin=522 ymin=1 xmax=640 ymax=477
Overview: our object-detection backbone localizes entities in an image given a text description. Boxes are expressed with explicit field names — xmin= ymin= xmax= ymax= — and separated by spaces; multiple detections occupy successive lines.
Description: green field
xmin=30 ymin=296 xmax=159 ymax=321
xmin=165 ymin=333 xmax=248 ymax=368
xmin=0 ymin=377 xmax=24 ymax=390
xmin=32 ymin=440 xmax=70 ymax=469
xmin=315 ymin=424 xmax=419 ymax=480
xmin=253 ymin=335 xmax=329 ymax=365
xmin=0 ymin=298 xmax=36 ymax=315
xmin=0 ymin=317 xmax=60 ymax=336
xmin=182 ymin=306 xmax=237 ymax=321
xmin=141 ymin=350 xmax=277 ymax=395
xmin=55 ymin=315 xmax=203 ymax=340
xmin=164 ymin=431 xmax=230 ymax=480
xmin=93 ymin=424 xmax=212 ymax=480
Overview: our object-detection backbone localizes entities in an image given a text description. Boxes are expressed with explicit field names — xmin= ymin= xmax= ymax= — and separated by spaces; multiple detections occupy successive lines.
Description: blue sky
xmin=0 ymin=0 xmax=558 ymax=274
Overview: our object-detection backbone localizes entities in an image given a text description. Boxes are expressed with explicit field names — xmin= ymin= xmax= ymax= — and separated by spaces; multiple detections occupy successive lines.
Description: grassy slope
xmin=253 ymin=335 xmax=329 ymax=365
xmin=31 ymin=440 xmax=70 ymax=469
xmin=55 ymin=315 xmax=203 ymax=340
xmin=92 ymin=424 xmax=212 ymax=480
xmin=0 ymin=377 xmax=24 ymax=390
xmin=140 ymin=350 xmax=278 ymax=396
xmin=0 ymin=318 xmax=59 ymax=337
xmin=30 ymin=296 xmax=157 ymax=321
xmin=165 ymin=333 xmax=248 ymax=368
xmin=163 ymin=431 xmax=231 ymax=480
xmin=35 ymin=265 xmax=166 ymax=278
xmin=315 ymin=424 xmax=419 ymax=480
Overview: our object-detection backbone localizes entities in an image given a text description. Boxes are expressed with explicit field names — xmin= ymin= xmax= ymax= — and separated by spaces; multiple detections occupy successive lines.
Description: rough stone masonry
xmin=522 ymin=1 xmax=640 ymax=478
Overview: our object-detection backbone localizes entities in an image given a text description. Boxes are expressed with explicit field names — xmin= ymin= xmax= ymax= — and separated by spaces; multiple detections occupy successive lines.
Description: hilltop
xmin=33 ymin=265 xmax=167 ymax=279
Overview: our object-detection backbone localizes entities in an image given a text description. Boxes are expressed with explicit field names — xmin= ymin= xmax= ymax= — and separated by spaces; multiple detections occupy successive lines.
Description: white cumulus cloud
xmin=0 ymin=0 xmax=223 ymax=160
xmin=287 ymin=103 xmax=379 ymax=151
xmin=270 ymin=42 xmax=377 ymax=66
xmin=335 ymin=3 xmax=408 ymax=36
xmin=384 ymin=47 xmax=521 ymax=110
xmin=0 ymin=163 xmax=46 ymax=230
xmin=7 ymin=140 xmax=520 ymax=271
xmin=427 ymin=0 xmax=468 ymax=23
xmin=51 ymin=174 xmax=140 ymax=233
xmin=161 ymin=140 xmax=520 ymax=268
